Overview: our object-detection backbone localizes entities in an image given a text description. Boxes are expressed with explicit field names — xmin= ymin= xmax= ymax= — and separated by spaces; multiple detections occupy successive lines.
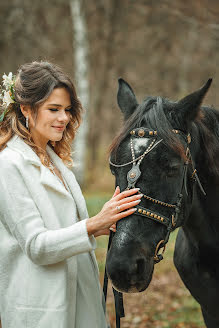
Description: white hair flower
xmin=2 ymin=72 xmax=14 ymax=89
xmin=0 ymin=72 xmax=16 ymax=122
xmin=3 ymin=90 xmax=15 ymax=107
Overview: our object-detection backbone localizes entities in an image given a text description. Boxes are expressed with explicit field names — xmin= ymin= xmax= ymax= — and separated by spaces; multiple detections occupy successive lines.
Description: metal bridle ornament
xmin=104 ymin=127 xmax=206 ymax=327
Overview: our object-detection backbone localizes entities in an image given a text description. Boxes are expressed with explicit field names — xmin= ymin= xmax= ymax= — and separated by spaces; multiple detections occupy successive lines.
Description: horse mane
xmin=195 ymin=106 xmax=219 ymax=178
xmin=109 ymin=97 xmax=219 ymax=179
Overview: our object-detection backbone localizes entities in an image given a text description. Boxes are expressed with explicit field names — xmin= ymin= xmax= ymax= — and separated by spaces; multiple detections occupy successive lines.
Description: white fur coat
xmin=0 ymin=135 xmax=106 ymax=328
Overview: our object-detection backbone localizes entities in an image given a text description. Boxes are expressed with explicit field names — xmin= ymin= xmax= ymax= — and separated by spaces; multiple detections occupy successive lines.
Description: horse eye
xmin=110 ymin=167 xmax=116 ymax=176
xmin=166 ymin=165 xmax=180 ymax=177
xmin=111 ymin=169 xmax=116 ymax=176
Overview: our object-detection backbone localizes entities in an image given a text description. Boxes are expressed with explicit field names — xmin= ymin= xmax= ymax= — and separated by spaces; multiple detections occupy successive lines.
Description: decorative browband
xmin=135 ymin=205 xmax=170 ymax=227
xmin=130 ymin=128 xmax=191 ymax=144
xmin=130 ymin=128 xmax=158 ymax=137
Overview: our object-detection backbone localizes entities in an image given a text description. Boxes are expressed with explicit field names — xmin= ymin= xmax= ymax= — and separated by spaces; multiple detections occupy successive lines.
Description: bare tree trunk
xmin=89 ymin=0 xmax=121 ymax=166
xmin=70 ymin=0 xmax=89 ymax=186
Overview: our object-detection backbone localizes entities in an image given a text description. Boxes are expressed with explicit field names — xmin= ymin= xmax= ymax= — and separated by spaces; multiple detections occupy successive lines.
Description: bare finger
xmin=115 ymin=207 xmax=137 ymax=220
xmin=114 ymin=188 xmax=140 ymax=201
xmin=112 ymin=186 xmax=120 ymax=198
xmin=118 ymin=193 xmax=143 ymax=206
xmin=109 ymin=223 xmax=116 ymax=231
xmin=117 ymin=199 xmax=141 ymax=212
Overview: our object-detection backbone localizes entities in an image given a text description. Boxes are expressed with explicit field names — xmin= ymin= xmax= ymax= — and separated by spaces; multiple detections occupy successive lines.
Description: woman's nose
xmin=58 ymin=110 xmax=69 ymax=122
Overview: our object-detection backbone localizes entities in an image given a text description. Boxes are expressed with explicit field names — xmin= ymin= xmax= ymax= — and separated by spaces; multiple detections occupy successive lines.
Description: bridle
xmin=104 ymin=127 xmax=206 ymax=327
xmin=109 ymin=127 xmax=206 ymax=262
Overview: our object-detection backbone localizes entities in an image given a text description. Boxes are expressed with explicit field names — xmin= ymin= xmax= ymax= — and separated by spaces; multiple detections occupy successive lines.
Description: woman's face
xmin=27 ymin=87 xmax=72 ymax=150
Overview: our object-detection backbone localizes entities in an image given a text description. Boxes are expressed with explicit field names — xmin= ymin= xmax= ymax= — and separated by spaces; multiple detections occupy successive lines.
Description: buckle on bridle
xmin=172 ymin=214 xmax=176 ymax=227
xmin=154 ymin=239 xmax=166 ymax=263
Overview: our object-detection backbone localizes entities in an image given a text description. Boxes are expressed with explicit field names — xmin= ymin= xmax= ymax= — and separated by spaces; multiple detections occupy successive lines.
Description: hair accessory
xmin=0 ymin=72 xmax=16 ymax=122
xmin=26 ymin=116 xmax=29 ymax=129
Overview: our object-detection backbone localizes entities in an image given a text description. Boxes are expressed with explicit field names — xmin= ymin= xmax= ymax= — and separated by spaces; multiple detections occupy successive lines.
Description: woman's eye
xmin=49 ymin=108 xmax=72 ymax=112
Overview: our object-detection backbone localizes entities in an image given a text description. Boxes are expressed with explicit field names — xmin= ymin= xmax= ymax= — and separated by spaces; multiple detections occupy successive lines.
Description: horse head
xmin=106 ymin=78 xmax=212 ymax=293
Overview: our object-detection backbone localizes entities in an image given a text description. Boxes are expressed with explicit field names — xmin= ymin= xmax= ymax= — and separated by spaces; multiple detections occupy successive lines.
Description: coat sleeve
xmin=0 ymin=158 xmax=96 ymax=266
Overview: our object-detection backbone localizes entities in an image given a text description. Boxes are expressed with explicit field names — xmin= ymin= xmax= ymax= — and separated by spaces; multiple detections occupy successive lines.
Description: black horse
xmin=106 ymin=78 xmax=219 ymax=327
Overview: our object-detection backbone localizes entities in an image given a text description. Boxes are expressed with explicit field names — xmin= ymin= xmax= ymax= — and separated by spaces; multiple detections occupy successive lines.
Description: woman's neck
xmin=30 ymin=130 xmax=48 ymax=151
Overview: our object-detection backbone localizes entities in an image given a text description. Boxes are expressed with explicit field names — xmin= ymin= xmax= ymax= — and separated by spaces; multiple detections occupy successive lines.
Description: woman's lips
xmin=52 ymin=126 xmax=65 ymax=132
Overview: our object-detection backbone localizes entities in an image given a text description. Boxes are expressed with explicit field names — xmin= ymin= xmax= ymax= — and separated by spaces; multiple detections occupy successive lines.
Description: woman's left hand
xmin=93 ymin=186 xmax=119 ymax=237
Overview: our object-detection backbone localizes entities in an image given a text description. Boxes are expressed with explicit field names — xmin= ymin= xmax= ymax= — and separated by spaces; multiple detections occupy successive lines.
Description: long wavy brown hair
xmin=0 ymin=61 xmax=83 ymax=167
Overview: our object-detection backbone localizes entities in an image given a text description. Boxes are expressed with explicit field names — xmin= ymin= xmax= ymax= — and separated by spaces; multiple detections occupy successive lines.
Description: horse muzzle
xmin=106 ymin=237 xmax=154 ymax=293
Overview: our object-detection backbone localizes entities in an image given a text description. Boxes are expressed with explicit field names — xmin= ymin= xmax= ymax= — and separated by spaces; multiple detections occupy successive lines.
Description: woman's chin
xmin=49 ymin=134 xmax=64 ymax=142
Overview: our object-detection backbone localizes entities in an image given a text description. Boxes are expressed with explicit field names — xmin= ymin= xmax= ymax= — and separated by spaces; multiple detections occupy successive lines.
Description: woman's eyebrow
xmin=47 ymin=103 xmax=72 ymax=108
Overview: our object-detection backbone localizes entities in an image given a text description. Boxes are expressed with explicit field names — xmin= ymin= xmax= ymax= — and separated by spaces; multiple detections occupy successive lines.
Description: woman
xmin=0 ymin=61 xmax=142 ymax=328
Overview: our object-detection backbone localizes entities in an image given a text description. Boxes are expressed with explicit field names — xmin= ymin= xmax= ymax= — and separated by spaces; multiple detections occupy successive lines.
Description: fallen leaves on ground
xmin=101 ymin=268 xmax=205 ymax=328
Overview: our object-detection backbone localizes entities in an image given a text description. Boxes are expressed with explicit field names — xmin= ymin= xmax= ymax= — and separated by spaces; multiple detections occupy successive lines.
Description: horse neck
xmin=183 ymin=113 xmax=219 ymax=249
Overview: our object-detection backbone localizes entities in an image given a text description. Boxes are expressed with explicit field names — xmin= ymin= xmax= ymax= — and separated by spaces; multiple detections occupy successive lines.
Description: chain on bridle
xmin=104 ymin=127 xmax=206 ymax=328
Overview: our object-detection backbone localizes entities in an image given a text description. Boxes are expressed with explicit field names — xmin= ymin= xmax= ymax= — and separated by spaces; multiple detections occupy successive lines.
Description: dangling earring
xmin=26 ymin=116 xmax=29 ymax=129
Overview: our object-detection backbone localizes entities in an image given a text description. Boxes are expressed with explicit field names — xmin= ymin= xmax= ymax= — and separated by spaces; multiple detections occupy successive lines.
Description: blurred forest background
xmin=0 ymin=1 xmax=218 ymax=327
xmin=0 ymin=0 xmax=218 ymax=190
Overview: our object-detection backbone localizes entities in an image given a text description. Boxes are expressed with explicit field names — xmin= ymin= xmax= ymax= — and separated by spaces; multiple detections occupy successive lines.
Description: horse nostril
xmin=136 ymin=258 xmax=145 ymax=275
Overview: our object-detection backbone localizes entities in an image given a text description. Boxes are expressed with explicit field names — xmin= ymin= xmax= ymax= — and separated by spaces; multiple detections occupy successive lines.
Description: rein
xmin=104 ymin=127 xmax=206 ymax=327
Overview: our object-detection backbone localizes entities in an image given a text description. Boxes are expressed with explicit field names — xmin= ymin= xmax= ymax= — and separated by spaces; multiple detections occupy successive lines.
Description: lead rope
xmin=103 ymin=230 xmax=125 ymax=328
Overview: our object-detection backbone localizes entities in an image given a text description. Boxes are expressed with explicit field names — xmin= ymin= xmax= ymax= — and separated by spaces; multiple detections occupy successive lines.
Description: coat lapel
xmin=39 ymin=164 xmax=71 ymax=198
xmin=46 ymin=146 xmax=89 ymax=221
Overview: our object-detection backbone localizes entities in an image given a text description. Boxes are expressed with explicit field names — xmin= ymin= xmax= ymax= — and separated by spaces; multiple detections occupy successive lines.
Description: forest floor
xmin=85 ymin=193 xmax=205 ymax=328
xmin=97 ymin=234 xmax=205 ymax=328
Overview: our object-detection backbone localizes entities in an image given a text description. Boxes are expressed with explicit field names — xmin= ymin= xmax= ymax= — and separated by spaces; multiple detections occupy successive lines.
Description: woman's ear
xmin=20 ymin=104 xmax=30 ymax=118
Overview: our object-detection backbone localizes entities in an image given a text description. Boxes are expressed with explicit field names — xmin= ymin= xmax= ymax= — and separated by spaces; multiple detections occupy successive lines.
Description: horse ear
xmin=174 ymin=79 xmax=212 ymax=125
xmin=117 ymin=78 xmax=138 ymax=120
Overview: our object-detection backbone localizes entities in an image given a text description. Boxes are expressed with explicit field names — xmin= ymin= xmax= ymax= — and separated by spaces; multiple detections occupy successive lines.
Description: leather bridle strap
xmin=103 ymin=230 xmax=124 ymax=328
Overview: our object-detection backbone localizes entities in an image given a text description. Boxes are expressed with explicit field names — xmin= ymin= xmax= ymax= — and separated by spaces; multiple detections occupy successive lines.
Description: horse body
xmin=174 ymin=114 xmax=219 ymax=326
xmin=106 ymin=79 xmax=219 ymax=327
